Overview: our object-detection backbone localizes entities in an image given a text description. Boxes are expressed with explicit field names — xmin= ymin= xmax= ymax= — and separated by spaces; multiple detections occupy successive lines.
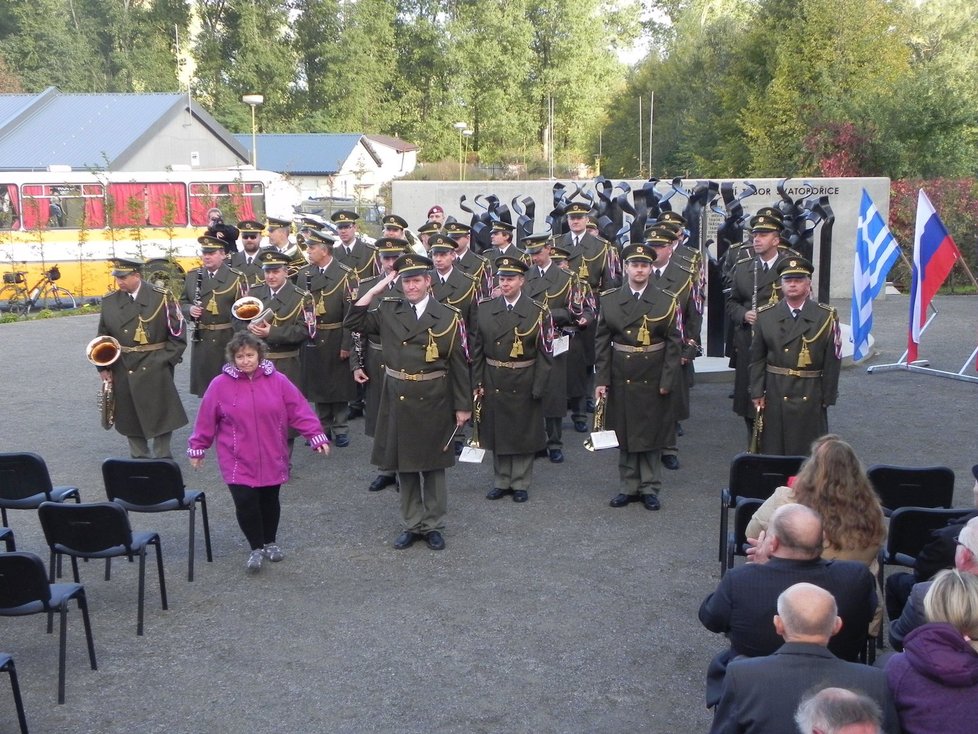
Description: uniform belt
xmin=385 ymin=367 xmax=446 ymax=382
xmin=766 ymin=365 xmax=823 ymax=378
xmin=486 ymin=358 xmax=534 ymax=369
xmin=267 ymin=350 xmax=300 ymax=359
xmin=368 ymin=341 xmax=383 ymax=351
xmin=611 ymin=341 xmax=664 ymax=353
xmin=315 ymin=321 xmax=343 ymax=330
xmin=121 ymin=342 xmax=167 ymax=353
xmin=199 ymin=323 xmax=232 ymax=331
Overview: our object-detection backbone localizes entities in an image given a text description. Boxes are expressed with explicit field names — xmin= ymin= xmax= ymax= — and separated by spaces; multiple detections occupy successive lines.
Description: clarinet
xmin=192 ymin=267 xmax=203 ymax=343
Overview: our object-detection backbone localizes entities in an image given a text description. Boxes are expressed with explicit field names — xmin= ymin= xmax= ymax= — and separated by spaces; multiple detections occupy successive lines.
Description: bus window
xmin=0 ymin=185 xmax=18 ymax=229
xmin=21 ymin=183 xmax=106 ymax=230
xmin=190 ymin=181 xmax=265 ymax=226
xmin=109 ymin=183 xmax=188 ymax=227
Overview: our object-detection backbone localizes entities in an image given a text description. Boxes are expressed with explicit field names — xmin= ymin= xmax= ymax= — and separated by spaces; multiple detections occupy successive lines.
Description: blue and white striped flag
xmin=851 ymin=189 xmax=900 ymax=361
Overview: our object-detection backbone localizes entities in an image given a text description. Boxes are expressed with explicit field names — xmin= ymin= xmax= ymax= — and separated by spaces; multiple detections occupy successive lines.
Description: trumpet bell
xmin=86 ymin=335 xmax=122 ymax=367
xmin=232 ymin=296 xmax=264 ymax=321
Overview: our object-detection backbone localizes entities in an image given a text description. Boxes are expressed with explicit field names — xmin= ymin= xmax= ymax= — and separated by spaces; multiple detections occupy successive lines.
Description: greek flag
xmin=851 ymin=189 xmax=900 ymax=361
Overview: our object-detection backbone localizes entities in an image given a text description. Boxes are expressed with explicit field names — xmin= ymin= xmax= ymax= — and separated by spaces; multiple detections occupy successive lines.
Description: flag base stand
xmin=868 ymin=357 xmax=978 ymax=384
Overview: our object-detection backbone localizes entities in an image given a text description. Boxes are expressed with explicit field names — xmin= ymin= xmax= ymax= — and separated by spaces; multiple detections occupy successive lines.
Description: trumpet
xmin=231 ymin=296 xmax=272 ymax=325
xmin=86 ymin=335 xmax=122 ymax=367
xmin=467 ymin=394 xmax=482 ymax=448
xmin=584 ymin=394 xmax=607 ymax=451
xmin=748 ymin=403 xmax=764 ymax=454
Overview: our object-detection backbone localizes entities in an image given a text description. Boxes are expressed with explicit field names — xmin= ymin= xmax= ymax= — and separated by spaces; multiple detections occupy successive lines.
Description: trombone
xmin=584 ymin=394 xmax=607 ymax=451
xmin=748 ymin=403 xmax=764 ymax=454
xmin=467 ymin=394 xmax=482 ymax=449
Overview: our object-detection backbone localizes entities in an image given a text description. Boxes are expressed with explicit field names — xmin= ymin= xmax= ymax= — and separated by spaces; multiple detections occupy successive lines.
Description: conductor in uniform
xmin=344 ymin=254 xmax=472 ymax=551
xmin=471 ymin=256 xmax=553 ymax=503
xmin=749 ymin=257 xmax=841 ymax=456
xmin=96 ymin=257 xmax=188 ymax=458
xmin=181 ymin=234 xmax=247 ymax=396
xmin=595 ymin=244 xmax=682 ymax=511
xmin=296 ymin=229 xmax=358 ymax=448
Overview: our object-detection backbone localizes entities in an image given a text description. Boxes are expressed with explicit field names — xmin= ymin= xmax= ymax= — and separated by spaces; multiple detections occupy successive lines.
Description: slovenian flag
xmin=908 ymin=190 xmax=960 ymax=362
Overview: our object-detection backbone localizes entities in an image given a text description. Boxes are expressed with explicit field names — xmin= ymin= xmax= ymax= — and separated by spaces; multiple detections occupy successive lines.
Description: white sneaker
xmin=262 ymin=543 xmax=284 ymax=562
xmin=246 ymin=549 xmax=263 ymax=572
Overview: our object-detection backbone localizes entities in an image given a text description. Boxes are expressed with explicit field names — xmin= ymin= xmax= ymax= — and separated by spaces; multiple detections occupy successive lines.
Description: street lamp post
xmin=452 ymin=121 xmax=467 ymax=180
xmin=462 ymin=129 xmax=473 ymax=181
xmin=242 ymin=94 xmax=264 ymax=168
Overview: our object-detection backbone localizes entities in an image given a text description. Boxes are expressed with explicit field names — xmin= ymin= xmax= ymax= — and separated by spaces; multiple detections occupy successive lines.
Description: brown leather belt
xmin=486 ymin=358 xmax=534 ymax=369
xmin=766 ymin=365 xmax=823 ymax=378
xmin=121 ymin=342 xmax=166 ymax=353
xmin=267 ymin=350 xmax=300 ymax=359
xmin=612 ymin=342 xmax=664 ymax=353
xmin=385 ymin=367 xmax=446 ymax=382
xmin=315 ymin=322 xmax=343 ymax=330
xmin=200 ymin=323 xmax=232 ymax=331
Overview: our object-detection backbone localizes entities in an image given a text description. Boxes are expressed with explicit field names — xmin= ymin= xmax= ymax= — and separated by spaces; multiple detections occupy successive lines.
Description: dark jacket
xmin=886 ymin=622 xmax=978 ymax=733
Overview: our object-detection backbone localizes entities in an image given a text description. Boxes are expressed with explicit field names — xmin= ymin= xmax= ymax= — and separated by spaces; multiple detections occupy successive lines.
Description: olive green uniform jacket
xmin=180 ymin=265 xmax=246 ymax=396
xmin=296 ymin=259 xmax=357 ymax=403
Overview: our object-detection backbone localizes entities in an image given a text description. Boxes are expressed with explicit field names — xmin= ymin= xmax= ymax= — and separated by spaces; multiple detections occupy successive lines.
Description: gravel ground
xmin=0 ymin=294 xmax=974 ymax=734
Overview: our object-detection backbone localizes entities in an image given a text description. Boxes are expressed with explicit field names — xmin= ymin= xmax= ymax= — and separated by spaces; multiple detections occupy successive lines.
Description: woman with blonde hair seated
xmin=885 ymin=569 xmax=978 ymax=732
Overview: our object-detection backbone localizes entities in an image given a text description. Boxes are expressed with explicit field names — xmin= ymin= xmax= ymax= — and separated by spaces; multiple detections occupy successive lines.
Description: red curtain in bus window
xmin=190 ymin=184 xmax=218 ymax=225
xmin=83 ymin=185 xmax=105 ymax=227
xmin=20 ymin=185 xmax=45 ymax=229
xmin=0 ymin=184 xmax=19 ymax=228
xmin=233 ymin=184 xmax=258 ymax=220
xmin=145 ymin=183 xmax=187 ymax=226
xmin=109 ymin=183 xmax=145 ymax=226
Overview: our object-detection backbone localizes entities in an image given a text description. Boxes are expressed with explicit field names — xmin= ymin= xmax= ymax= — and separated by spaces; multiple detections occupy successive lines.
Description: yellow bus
xmin=0 ymin=168 xmax=300 ymax=299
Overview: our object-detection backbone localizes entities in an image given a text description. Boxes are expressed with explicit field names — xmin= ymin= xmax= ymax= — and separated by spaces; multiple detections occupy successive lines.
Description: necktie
xmin=507 ymin=303 xmax=514 ymax=312
xmin=320 ymin=267 xmax=326 ymax=275
xmin=573 ymin=235 xmax=580 ymax=247
xmin=388 ymin=282 xmax=394 ymax=291
xmin=792 ymin=308 xmax=801 ymax=319
xmin=763 ymin=262 xmax=769 ymax=273
xmin=209 ymin=272 xmax=215 ymax=279
xmin=246 ymin=257 xmax=252 ymax=266
xmin=539 ymin=267 xmax=545 ymax=278
xmin=129 ymin=293 xmax=136 ymax=302
xmin=633 ymin=291 xmax=640 ymax=300
xmin=413 ymin=304 xmax=421 ymax=320
xmin=441 ymin=276 xmax=447 ymax=285
xmin=655 ymin=270 xmax=661 ymax=279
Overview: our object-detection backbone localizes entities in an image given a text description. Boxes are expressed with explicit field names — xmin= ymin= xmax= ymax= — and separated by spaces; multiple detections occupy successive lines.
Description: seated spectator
xmin=885 ymin=464 xmax=978 ymax=622
xmin=885 ymin=569 xmax=978 ymax=733
xmin=711 ymin=584 xmax=897 ymax=734
xmin=700 ymin=504 xmax=876 ymax=707
xmin=795 ymin=687 xmax=885 ymax=734
xmin=890 ymin=515 xmax=978 ymax=651
xmin=747 ymin=435 xmax=886 ymax=568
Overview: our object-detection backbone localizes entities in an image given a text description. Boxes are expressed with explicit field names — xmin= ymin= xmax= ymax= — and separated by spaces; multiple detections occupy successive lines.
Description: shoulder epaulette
xmin=228 ymin=267 xmax=246 ymax=278
xmin=662 ymin=288 xmax=679 ymax=300
xmin=442 ymin=302 xmax=461 ymax=314
xmin=673 ymin=260 xmax=695 ymax=275
xmin=600 ymin=287 xmax=618 ymax=297
xmin=817 ymin=303 xmax=837 ymax=315
xmin=472 ymin=251 xmax=489 ymax=264
xmin=531 ymin=298 xmax=548 ymax=311
xmin=336 ymin=261 xmax=353 ymax=273
xmin=380 ymin=296 xmax=401 ymax=303
xmin=460 ymin=270 xmax=479 ymax=283
xmin=151 ymin=284 xmax=168 ymax=295
xmin=733 ymin=251 xmax=754 ymax=267
xmin=757 ymin=301 xmax=778 ymax=314
xmin=777 ymin=245 xmax=803 ymax=258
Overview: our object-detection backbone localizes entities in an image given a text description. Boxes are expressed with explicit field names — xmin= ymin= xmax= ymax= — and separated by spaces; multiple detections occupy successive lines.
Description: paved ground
xmin=0 ymin=295 xmax=975 ymax=733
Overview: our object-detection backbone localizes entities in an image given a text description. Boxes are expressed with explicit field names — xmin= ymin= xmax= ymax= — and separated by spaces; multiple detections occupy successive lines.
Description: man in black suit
xmin=699 ymin=503 xmax=876 ymax=707
xmin=710 ymin=583 xmax=898 ymax=734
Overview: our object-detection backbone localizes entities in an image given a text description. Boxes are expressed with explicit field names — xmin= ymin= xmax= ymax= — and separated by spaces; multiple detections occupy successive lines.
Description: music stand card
xmin=553 ymin=334 xmax=569 ymax=356
xmin=589 ymin=430 xmax=619 ymax=450
xmin=459 ymin=446 xmax=486 ymax=463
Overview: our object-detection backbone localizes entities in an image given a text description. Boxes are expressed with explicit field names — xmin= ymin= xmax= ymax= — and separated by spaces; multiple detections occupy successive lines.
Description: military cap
xmin=490 ymin=220 xmax=515 ymax=233
xmin=375 ymin=237 xmax=410 ymax=257
xmin=427 ymin=205 xmax=444 ymax=218
xmin=495 ymin=256 xmax=528 ymax=276
xmin=393 ymin=253 xmax=433 ymax=276
xmin=258 ymin=249 xmax=291 ymax=269
xmin=653 ymin=220 xmax=683 ymax=237
xmin=197 ymin=234 xmax=226 ymax=252
xmin=304 ymin=229 xmax=336 ymax=247
xmin=237 ymin=219 xmax=265 ymax=233
xmin=267 ymin=216 xmax=292 ymax=230
xmin=564 ymin=201 xmax=591 ymax=217
xmin=299 ymin=214 xmax=328 ymax=230
xmin=622 ymin=243 xmax=657 ymax=264
xmin=777 ymin=256 xmax=814 ymax=279
xmin=586 ymin=216 xmax=599 ymax=229
xmin=427 ymin=233 xmax=457 ymax=252
xmin=382 ymin=214 xmax=409 ymax=230
xmin=750 ymin=208 xmax=784 ymax=233
xmin=444 ymin=221 xmax=472 ymax=236
xmin=550 ymin=246 xmax=570 ymax=261
xmin=521 ymin=231 xmax=553 ymax=254
xmin=331 ymin=210 xmax=360 ymax=225
xmin=755 ymin=206 xmax=785 ymax=223
xmin=658 ymin=210 xmax=687 ymax=228
xmin=644 ymin=226 xmax=676 ymax=247
xmin=111 ymin=257 xmax=144 ymax=277
xmin=417 ymin=220 xmax=442 ymax=236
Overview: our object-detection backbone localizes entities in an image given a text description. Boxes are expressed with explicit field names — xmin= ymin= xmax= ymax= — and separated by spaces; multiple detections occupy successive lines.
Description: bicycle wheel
xmin=47 ymin=286 xmax=77 ymax=311
xmin=0 ymin=285 xmax=26 ymax=316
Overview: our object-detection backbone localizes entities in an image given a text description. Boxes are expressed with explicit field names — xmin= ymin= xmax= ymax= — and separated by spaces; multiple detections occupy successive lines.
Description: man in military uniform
xmin=595 ymin=244 xmax=682 ymax=511
xmin=352 ymin=238 xmax=409 ymax=492
xmin=483 ymin=221 xmax=527 ymax=275
xmin=556 ymin=201 xmax=622 ymax=433
xmin=180 ymin=234 xmax=247 ymax=396
xmin=646 ymin=225 xmax=702 ymax=471
xmin=229 ymin=219 xmax=266 ymax=287
xmin=429 ymin=233 xmax=479 ymax=332
xmin=332 ymin=210 xmax=378 ymax=281
xmin=724 ymin=208 xmax=792 ymax=438
xmin=446 ymin=220 xmax=488 ymax=277
xmin=524 ymin=233 xmax=595 ymax=464
xmin=344 ymin=254 xmax=472 ymax=551
xmin=749 ymin=257 xmax=841 ymax=456
xmin=96 ymin=258 xmax=188 ymax=458
xmin=471 ymin=256 xmax=552 ymax=503
xmin=297 ymin=230 xmax=358 ymax=448
xmin=417 ymin=219 xmax=441 ymax=252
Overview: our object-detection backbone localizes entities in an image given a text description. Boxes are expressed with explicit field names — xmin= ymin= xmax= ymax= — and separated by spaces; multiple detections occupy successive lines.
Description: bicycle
xmin=0 ymin=265 xmax=77 ymax=316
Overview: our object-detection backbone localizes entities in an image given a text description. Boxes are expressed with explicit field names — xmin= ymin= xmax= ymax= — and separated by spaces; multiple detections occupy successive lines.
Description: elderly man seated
xmin=699 ymin=504 xmax=876 ymax=707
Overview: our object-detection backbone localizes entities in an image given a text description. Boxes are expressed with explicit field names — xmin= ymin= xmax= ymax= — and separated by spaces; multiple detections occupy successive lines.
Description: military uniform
xmin=97 ymin=262 xmax=188 ymax=458
xmin=248 ymin=275 xmax=310 ymax=387
xmin=430 ymin=265 xmax=479 ymax=333
xmin=471 ymin=263 xmax=553 ymax=500
xmin=180 ymin=258 xmax=247 ymax=396
xmin=227 ymin=251 xmax=264 ymax=289
xmin=748 ymin=260 xmax=841 ymax=456
xmin=344 ymin=255 xmax=472 ymax=537
xmin=595 ymin=245 xmax=682 ymax=505
xmin=297 ymin=257 xmax=357 ymax=440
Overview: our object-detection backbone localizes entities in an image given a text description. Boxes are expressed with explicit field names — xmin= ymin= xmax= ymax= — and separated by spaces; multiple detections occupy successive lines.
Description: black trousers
xmin=228 ymin=484 xmax=281 ymax=551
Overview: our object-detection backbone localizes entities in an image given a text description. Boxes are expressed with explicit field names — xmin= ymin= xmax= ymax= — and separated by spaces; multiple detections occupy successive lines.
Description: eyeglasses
xmin=241 ymin=234 xmax=259 ymax=239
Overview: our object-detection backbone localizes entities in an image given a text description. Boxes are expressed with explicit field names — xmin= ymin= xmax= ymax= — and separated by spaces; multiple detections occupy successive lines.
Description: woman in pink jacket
xmin=188 ymin=332 xmax=329 ymax=572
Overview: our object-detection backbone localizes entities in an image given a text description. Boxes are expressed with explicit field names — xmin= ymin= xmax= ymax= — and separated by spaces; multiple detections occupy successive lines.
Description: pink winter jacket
xmin=187 ymin=360 xmax=328 ymax=487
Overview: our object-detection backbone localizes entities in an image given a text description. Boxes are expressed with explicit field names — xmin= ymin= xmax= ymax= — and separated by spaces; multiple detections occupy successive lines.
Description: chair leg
xmin=57 ymin=603 xmax=68 ymax=704
xmin=2 ymin=657 xmax=29 ymax=734
xmin=74 ymin=590 xmax=97 ymax=672
xmin=104 ymin=558 xmax=112 ymax=581
xmin=0 ymin=507 xmax=7 ymax=526
xmin=136 ymin=549 xmax=146 ymax=636
xmin=199 ymin=494 xmax=213 ymax=563
xmin=153 ymin=537 xmax=168 ymax=610
xmin=187 ymin=503 xmax=196 ymax=582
